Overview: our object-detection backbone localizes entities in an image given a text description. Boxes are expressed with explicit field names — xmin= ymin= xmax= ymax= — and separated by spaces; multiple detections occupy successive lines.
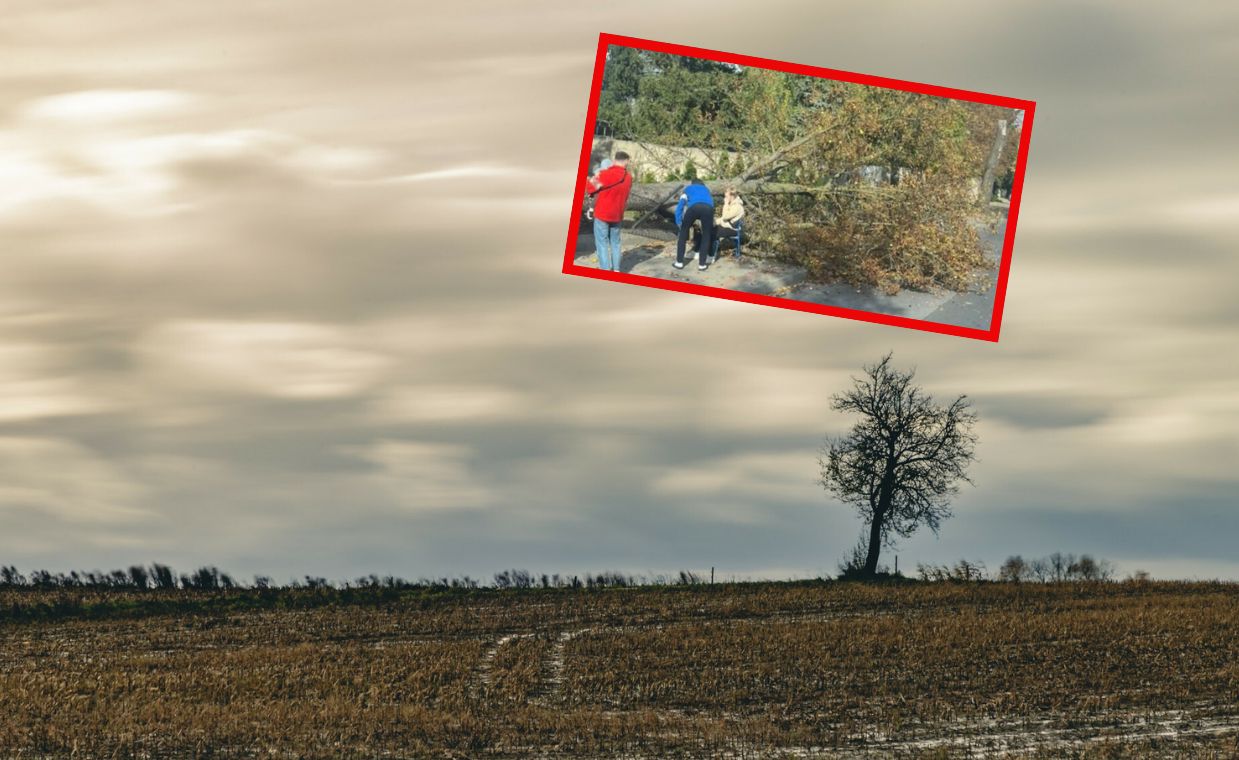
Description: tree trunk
xmin=978 ymin=119 xmax=1008 ymax=205
xmin=863 ymin=464 xmax=897 ymax=576
xmin=622 ymin=124 xmax=837 ymax=224
xmin=625 ymin=180 xmax=816 ymax=215
xmin=862 ymin=513 xmax=883 ymax=576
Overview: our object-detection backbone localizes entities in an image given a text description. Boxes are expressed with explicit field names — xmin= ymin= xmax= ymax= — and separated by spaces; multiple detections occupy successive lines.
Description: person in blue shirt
xmin=673 ymin=179 xmax=715 ymax=271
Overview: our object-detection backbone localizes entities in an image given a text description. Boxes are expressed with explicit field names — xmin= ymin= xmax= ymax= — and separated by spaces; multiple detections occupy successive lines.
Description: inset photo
xmin=563 ymin=34 xmax=1035 ymax=341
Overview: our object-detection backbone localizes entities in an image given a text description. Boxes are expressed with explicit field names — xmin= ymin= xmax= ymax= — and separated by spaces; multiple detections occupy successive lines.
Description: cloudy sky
xmin=2 ymin=1 xmax=1236 ymax=583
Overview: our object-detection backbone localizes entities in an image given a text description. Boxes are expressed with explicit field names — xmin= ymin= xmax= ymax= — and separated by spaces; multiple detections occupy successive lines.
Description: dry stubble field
xmin=0 ymin=581 xmax=1236 ymax=758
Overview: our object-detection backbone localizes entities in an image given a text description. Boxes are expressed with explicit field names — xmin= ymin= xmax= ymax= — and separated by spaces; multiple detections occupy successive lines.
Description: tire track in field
xmin=465 ymin=605 xmax=995 ymax=709
xmin=806 ymin=708 xmax=1239 ymax=758
xmin=532 ymin=627 xmax=590 ymax=704
xmin=469 ymin=610 xmax=1237 ymax=759
xmin=473 ymin=631 xmax=536 ymax=693
xmin=528 ymin=609 xmax=896 ymax=706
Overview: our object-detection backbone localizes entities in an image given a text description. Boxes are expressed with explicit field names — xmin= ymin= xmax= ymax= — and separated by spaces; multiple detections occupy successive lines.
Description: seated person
xmin=713 ymin=186 xmax=745 ymax=258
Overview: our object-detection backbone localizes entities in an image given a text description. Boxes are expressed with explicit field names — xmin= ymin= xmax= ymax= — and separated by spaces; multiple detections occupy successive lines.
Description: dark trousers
xmin=677 ymin=203 xmax=714 ymax=265
xmin=714 ymin=224 xmax=739 ymax=254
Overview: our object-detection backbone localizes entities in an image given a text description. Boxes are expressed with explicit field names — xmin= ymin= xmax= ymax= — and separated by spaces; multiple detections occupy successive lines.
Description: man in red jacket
xmin=585 ymin=151 xmax=633 ymax=272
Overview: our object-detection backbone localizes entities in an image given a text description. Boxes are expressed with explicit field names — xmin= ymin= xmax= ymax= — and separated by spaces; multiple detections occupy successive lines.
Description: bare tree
xmin=127 ymin=565 xmax=150 ymax=590
xmin=150 ymin=563 xmax=177 ymax=590
xmin=999 ymin=555 xmax=1030 ymax=582
xmin=1048 ymin=552 xmax=1073 ymax=582
xmin=820 ymin=354 xmax=979 ymax=578
xmin=1068 ymin=554 xmax=1114 ymax=582
xmin=953 ymin=559 xmax=986 ymax=581
xmin=0 ymin=566 xmax=25 ymax=586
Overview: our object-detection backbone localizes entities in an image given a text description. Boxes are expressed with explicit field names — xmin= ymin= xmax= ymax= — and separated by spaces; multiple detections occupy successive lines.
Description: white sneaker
xmin=672 ymin=261 xmax=685 ymax=269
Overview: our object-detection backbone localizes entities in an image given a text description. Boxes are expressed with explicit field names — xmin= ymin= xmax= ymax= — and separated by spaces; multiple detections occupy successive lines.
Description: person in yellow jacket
xmin=710 ymin=187 xmax=745 ymax=262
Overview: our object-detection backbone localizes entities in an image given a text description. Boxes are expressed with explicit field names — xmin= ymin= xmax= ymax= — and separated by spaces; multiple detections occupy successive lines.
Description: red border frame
xmin=562 ymin=33 xmax=1036 ymax=342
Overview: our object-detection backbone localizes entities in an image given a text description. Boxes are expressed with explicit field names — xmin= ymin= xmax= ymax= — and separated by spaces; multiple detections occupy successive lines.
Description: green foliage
xmin=601 ymin=45 xmax=643 ymax=101
xmin=632 ymin=66 xmax=739 ymax=144
xmin=599 ymin=47 xmax=742 ymax=142
xmin=729 ymin=69 xmax=800 ymax=150
xmin=598 ymin=46 xmax=645 ymax=137
xmin=683 ymin=159 xmax=697 ymax=181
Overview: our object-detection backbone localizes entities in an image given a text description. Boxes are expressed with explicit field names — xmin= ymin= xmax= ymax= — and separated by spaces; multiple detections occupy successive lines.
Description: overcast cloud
xmin=1 ymin=1 xmax=1237 ymax=582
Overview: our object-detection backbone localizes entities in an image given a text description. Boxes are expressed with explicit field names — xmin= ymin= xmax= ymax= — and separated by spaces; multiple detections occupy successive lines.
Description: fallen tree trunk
xmin=626 ymin=180 xmax=816 ymax=214
xmin=625 ymin=125 xmax=836 ymax=222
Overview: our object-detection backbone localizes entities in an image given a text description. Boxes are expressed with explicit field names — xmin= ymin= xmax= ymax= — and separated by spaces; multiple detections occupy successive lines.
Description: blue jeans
xmin=593 ymin=218 xmax=622 ymax=272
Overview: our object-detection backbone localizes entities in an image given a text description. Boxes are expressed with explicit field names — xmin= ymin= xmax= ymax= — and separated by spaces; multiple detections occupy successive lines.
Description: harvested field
xmin=0 ymin=581 xmax=1235 ymax=758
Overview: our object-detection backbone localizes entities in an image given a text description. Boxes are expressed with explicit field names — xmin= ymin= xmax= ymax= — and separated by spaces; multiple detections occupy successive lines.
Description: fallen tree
xmin=623 ymin=169 xmax=989 ymax=295
xmin=597 ymin=78 xmax=1013 ymax=293
xmin=627 ymin=180 xmax=812 ymax=215
xmin=627 ymin=123 xmax=837 ymax=216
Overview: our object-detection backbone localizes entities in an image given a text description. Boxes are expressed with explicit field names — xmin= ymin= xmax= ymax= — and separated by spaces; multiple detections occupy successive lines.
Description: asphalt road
xmin=921 ymin=211 xmax=1006 ymax=330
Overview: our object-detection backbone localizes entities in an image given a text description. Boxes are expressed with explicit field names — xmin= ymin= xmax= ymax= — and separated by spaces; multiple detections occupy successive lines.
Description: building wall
xmin=590 ymin=137 xmax=747 ymax=182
